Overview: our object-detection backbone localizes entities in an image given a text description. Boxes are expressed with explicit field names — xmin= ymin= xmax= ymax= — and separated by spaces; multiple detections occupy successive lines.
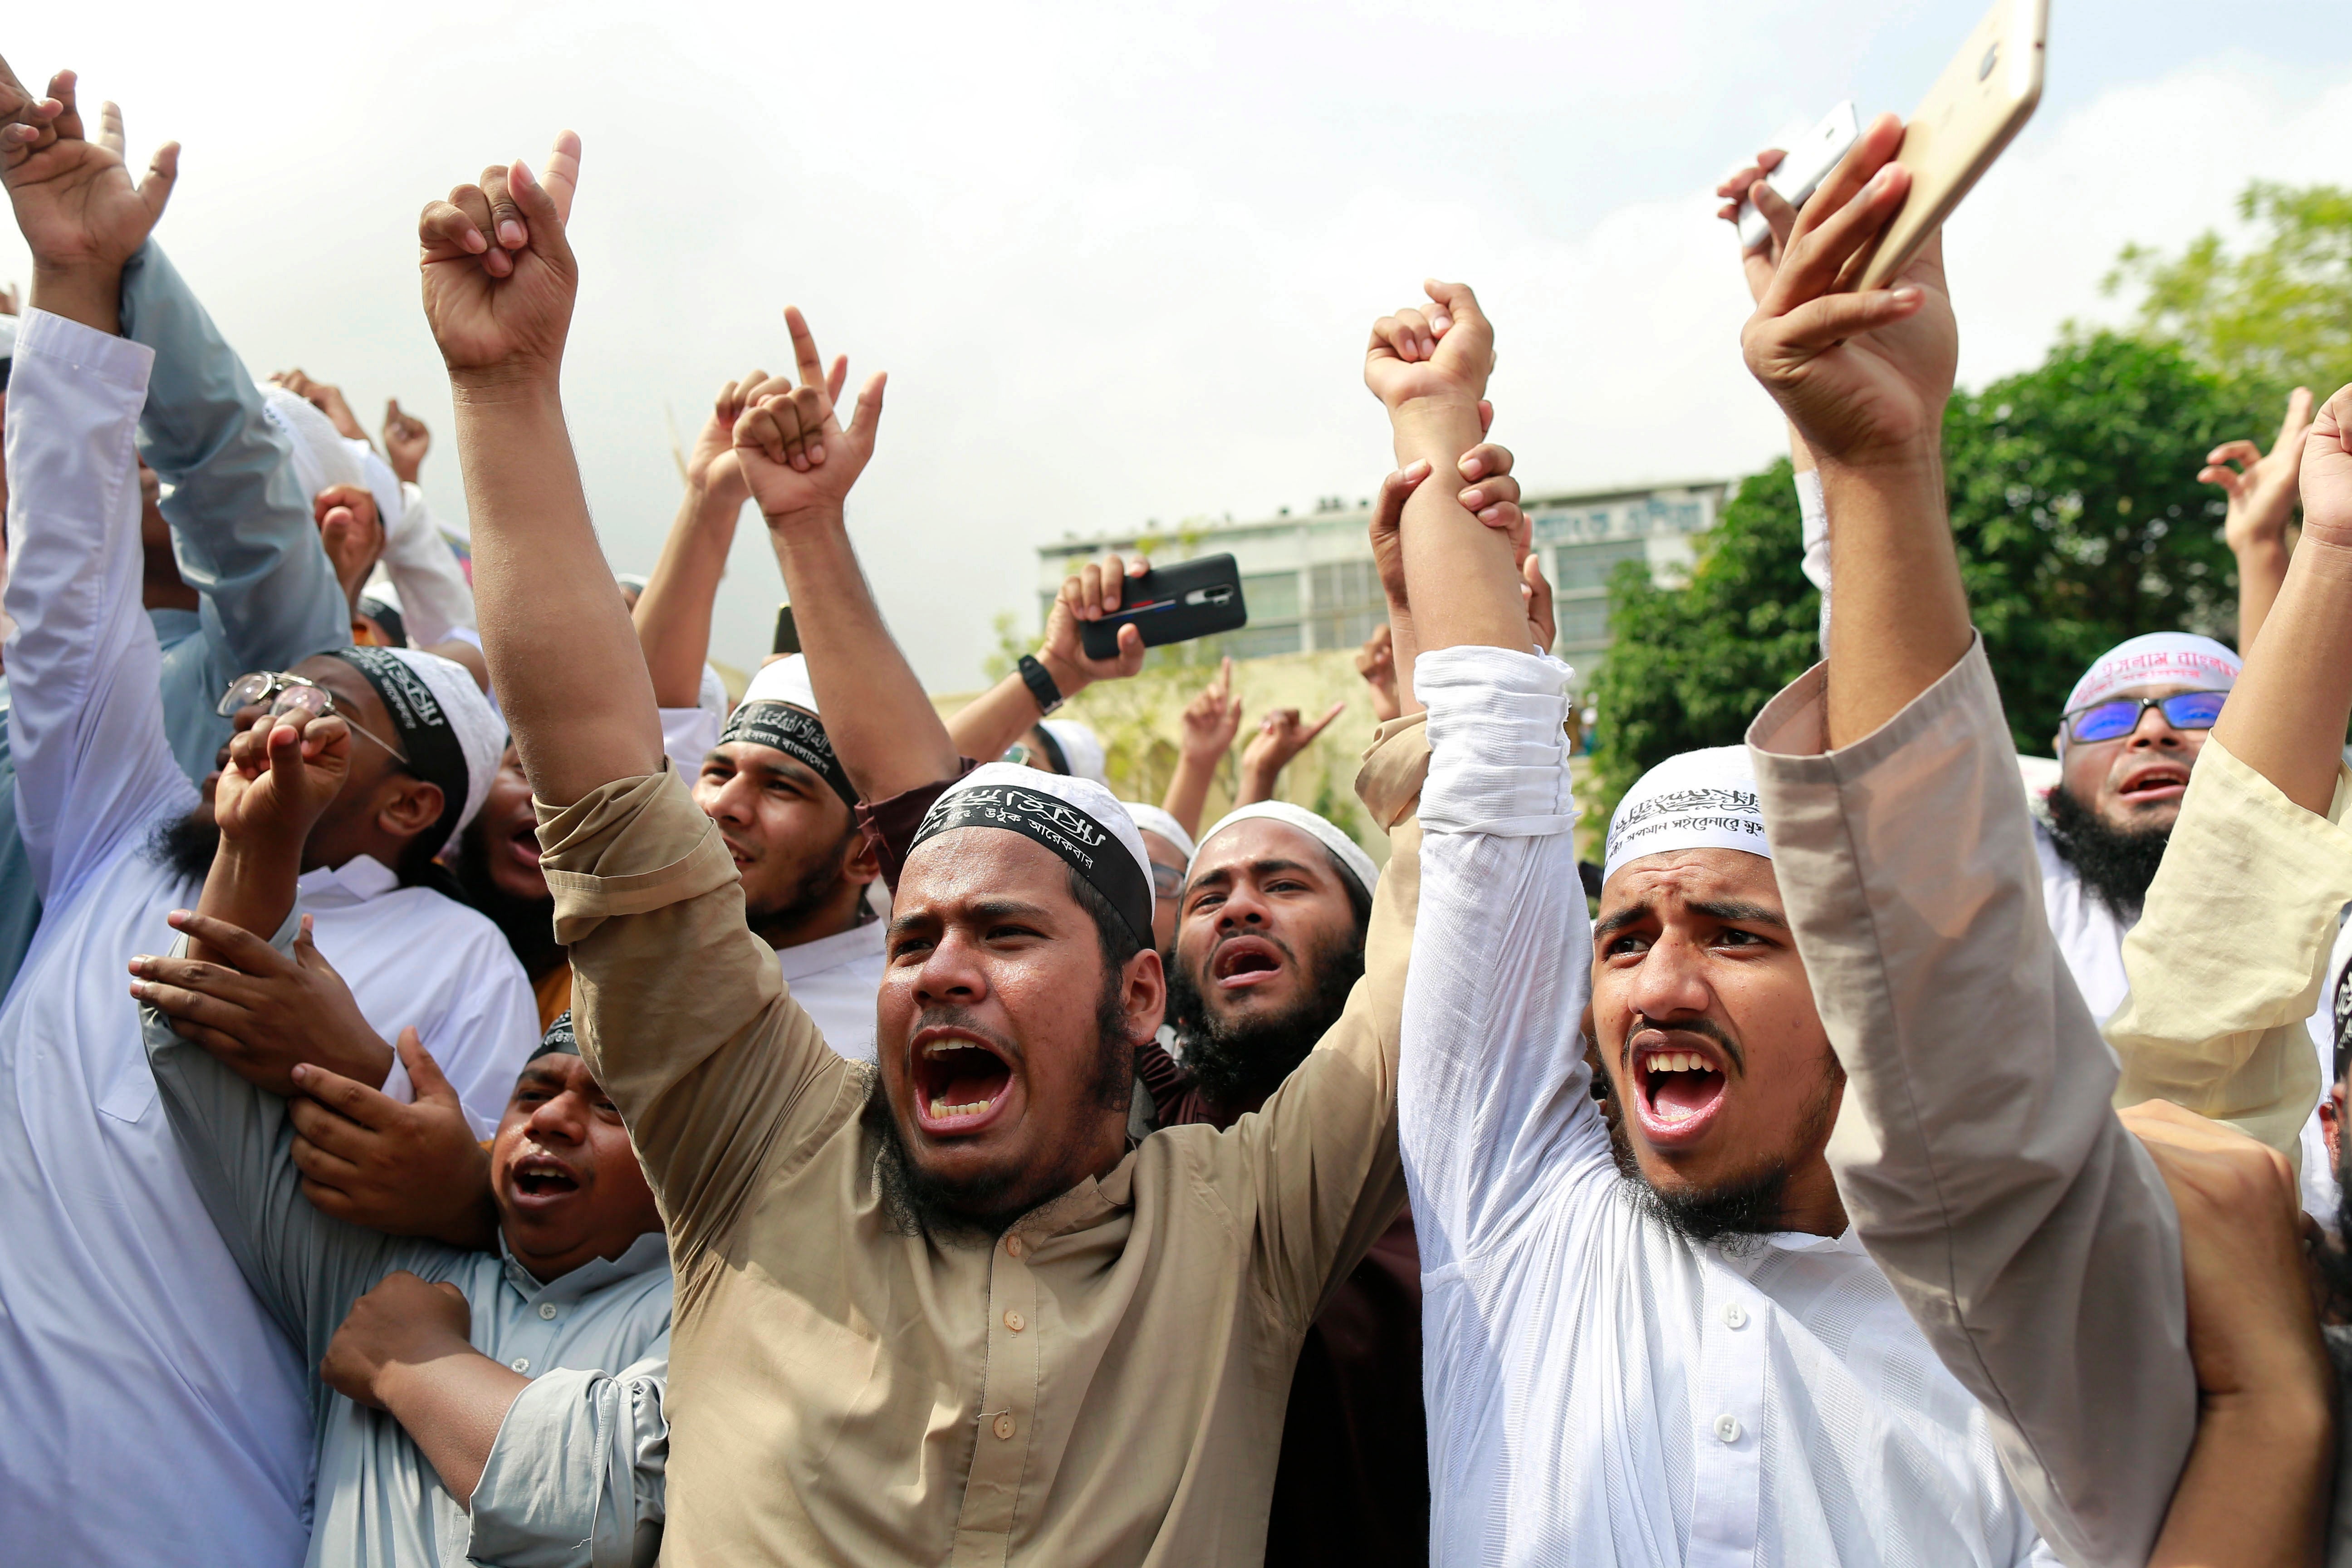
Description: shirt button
xmin=1004 ymin=1235 xmax=1024 ymax=1259
xmin=1004 ymin=1311 xmax=1026 ymax=1333
xmin=1714 ymin=1414 xmax=1742 ymax=1444
xmin=1721 ymin=1301 xmax=1748 ymax=1329
xmin=992 ymin=1413 xmax=1016 ymax=1441
xmin=538 ymin=1303 xmax=559 ymax=1320
xmin=510 ymin=1357 xmax=531 ymax=1373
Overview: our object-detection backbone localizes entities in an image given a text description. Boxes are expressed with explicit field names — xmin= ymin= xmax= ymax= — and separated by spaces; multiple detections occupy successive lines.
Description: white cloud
xmin=1 ymin=7 xmax=2346 ymax=686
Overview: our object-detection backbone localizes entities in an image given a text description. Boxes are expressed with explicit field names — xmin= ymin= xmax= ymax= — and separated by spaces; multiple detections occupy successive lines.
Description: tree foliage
xmin=1590 ymin=333 xmax=2243 ymax=818
xmin=2110 ymin=181 xmax=2352 ymax=406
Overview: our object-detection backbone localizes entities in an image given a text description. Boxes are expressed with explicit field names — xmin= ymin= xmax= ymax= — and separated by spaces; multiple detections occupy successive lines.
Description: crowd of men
xmin=1 ymin=44 xmax=2349 ymax=1568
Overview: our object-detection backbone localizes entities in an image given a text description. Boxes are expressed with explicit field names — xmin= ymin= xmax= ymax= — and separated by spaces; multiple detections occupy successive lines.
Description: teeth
xmin=924 ymin=1040 xmax=983 ymax=1060
xmin=929 ymin=1097 xmax=993 ymax=1118
xmin=1645 ymin=1051 xmax=1709 ymax=1074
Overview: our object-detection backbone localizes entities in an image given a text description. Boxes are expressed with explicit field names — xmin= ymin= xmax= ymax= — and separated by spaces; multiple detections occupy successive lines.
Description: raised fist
xmin=732 ymin=306 xmax=886 ymax=523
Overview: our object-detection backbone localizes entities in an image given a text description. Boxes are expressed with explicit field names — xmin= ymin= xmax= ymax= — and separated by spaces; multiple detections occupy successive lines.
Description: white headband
xmin=2063 ymin=632 xmax=2239 ymax=717
xmin=1196 ymin=800 xmax=1379 ymax=899
xmin=1603 ymin=745 xmax=1769 ymax=886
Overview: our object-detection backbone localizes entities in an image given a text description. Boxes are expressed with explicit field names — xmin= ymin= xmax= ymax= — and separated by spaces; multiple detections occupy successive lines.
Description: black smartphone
xmin=1078 ymin=554 xmax=1248 ymax=660
xmin=772 ymin=603 xmax=800 ymax=657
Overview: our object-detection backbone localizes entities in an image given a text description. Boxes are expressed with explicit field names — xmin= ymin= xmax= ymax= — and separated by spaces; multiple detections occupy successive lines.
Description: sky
xmin=6 ymin=0 xmax=2352 ymax=688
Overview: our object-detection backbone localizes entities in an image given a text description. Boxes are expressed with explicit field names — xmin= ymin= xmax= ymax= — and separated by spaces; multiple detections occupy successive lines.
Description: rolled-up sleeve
xmin=1748 ymin=637 xmax=2193 ymax=1568
xmin=467 ymin=1355 xmax=668 ymax=1568
xmin=2107 ymin=736 xmax=2352 ymax=1161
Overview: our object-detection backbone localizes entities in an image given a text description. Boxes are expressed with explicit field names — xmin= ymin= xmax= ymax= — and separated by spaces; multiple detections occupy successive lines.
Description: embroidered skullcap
xmin=2062 ymin=632 xmax=2240 ymax=719
xmin=719 ymin=654 xmax=855 ymax=808
xmin=1603 ymin=745 xmax=1769 ymax=886
xmin=327 ymin=647 xmax=503 ymax=856
xmin=910 ymin=763 xmax=1153 ymax=946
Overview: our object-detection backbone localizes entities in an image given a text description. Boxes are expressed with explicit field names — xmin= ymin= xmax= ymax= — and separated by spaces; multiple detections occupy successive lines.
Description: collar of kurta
xmin=774 ymin=916 xmax=887 ymax=982
xmin=294 ymin=853 xmax=401 ymax=910
xmin=499 ymin=1229 xmax=671 ymax=1304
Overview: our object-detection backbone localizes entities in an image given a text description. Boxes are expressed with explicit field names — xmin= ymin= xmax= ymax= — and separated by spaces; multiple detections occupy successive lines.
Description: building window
xmin=1551 ymin=539 xmax=1649 ymax=592
xmin=1556 ymin=597 xmax=1612 ymax=646
xmin=1243 ymin=571 xmax=1302 ymax=621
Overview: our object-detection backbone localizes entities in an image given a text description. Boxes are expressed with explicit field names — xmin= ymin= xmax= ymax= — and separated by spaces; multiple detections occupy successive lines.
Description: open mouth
xmin=910 ymin=1030 xmax=1016 ymax=1135
xmin=1210 ymin=935 xmax=1285 ymax=991
xmin=509 ymin=1152 xmax=581 ymax=1206
xmin=2117 ymin=764 xmax=2190 ymax=804
xmin=1629 ymin=1038 xmax=1730 ymax=1147
xmin=506 ymin=821 xmax=544 ymax=869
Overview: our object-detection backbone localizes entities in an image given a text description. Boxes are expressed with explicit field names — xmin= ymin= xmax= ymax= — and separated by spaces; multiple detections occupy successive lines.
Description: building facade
xmin=1035 ymin=479 xmax=1727 ymax=691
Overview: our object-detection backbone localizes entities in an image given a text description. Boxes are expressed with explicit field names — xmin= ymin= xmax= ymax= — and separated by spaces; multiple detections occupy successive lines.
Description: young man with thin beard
xmin=1382 ymin=115 xmax=2205 ymax=1566
xmin=416 ymin=135 xmax=1427 ymax=1563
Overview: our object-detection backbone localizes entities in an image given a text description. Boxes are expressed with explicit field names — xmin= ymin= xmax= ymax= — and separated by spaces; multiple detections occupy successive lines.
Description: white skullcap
xmin=1122 ymin=803 xmax=1196 ymax=862
xmin=2063 ymin=631 xmax=2240 ymax=718
xmin=1603 ymin=745 xmax=1769 ymax=886
xmin=1198 ymin=800 xmax=1379 ymax=899
xmin=328 ymin=646 xmax=503 ymax=846
xmin=1036 ymin=719 xmax=1108 ymax=785
xmin=352 ymin=442 xmax=406 ymax=536
xmin=742 ymin=653 xmax=820 ymax=713
xmin=913 ymin=762 xmax=1154 ymax=945
xmin=258 ymin=383 xmax=366 ymax=502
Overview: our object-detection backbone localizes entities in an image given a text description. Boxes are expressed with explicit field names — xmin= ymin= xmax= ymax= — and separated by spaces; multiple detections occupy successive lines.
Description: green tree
xmin=1591 ymin=333 xmax=2243 ymax=818
xmin=2110 ymin=181 xmax=2352 ymax=406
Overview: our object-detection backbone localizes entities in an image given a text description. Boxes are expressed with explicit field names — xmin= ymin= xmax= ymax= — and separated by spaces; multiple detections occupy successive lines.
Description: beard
xmin=454 ymin=817 xmax=565 ymax=982
xmin=743 ymin=825 xmax=862 ymax=941
xmin=862 ymin=977 xmax=1133 ymax=1242
xmin=2044 ymin=781 xmax=2171 ymax=916
xmin=145 ymin=810 xmax=218 ymax=887
xmin=1166 ymin=925 xmax=1366 ymax=1112
xmin=1609 ymin=1054 xmax=1844 ymax=1251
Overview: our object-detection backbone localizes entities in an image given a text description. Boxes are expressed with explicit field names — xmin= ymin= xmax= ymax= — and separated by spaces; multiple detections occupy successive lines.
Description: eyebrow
xmin=1189 ymin=857 xmax=1321 ymax=889
xmin=1593 ymin=897 xmax=1787 ymax=942
xmin=703 ymin=749 xmax=821 ymax=791
xmin=887 ymin=897 xmax=1059 ymax=938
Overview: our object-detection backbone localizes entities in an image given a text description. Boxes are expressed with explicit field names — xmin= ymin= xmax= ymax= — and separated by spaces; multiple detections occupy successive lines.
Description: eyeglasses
xmin=2061 ymin=691 xmax=2227 ymax=745
xmin=217 ymin=671 xmax=409 ymax=764
xmin=1150 ymin=862 xmax=1185 ymax=900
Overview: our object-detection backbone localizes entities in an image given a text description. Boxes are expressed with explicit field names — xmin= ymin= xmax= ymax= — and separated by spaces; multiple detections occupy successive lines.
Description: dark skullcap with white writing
xmin=908 ymin=762 xmax=1155 ymax=948
xmin=718 ymin=654 xmax=857 ymax=808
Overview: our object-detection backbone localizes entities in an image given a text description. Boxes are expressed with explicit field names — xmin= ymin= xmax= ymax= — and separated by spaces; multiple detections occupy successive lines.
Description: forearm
xmin=1392 ymin=400 xmax=1525 ymax=653
xmin=1236 ymin=757 xmax=1279 ymax=805
xmin=190 ymin=838 xmax=304 ymax=962
xmin=765 ymin=510 xmax=958 ymax=797
xmin=1388 ymin=602 xmax=1424 ymax=718
xmin=28 ymin=258 xmax=122 ymax=335
xmin=452 ymin=380 xmax=663 ymax=803
xmin=1160 ymin=752 xmax=1220 ymax=839
xmin=2231 ymin=535 xmax=2291 ymax=659
xmin=1819 ymin=448 xmax=1969 ymax=749
xmin=377 ymin=1344 xmax=531 ymax=1509
xmin=634 ymin=485 xmax=741 ymax=708
xmin=2148 ymin=1387 xmax=2332 ymax=1568
xmin=2213 ymin=534 xmax=2352 ymax=814
xmin=946 ymin=670 xmax=1050 ymax=770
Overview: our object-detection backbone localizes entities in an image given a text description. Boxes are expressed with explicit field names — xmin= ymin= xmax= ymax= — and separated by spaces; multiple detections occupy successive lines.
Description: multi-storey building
xmin=1034 ymin=479 xmax=1728 ymax=692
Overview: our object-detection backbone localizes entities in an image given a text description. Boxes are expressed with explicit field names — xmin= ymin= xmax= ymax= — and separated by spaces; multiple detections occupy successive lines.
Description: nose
xmin=702 ymin=771 xmax=759 ymax=826
xmin=1627 ymin=930 xmax=1713 ymax=1024
xmin=525 ymin=1088 xmax=590 ymax=1147
xmin=2127 ymin=706 xmax=2182 ymax=748
xmin=913 ymin=926 xmax=990 ymax=1008
xmin=1214 ymin=882 xmax=1269 ymax=933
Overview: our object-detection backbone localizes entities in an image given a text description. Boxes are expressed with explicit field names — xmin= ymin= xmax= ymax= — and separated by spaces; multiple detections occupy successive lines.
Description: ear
xmin=2326 ymin=1083 xmax=2347 ymax=1173
xmin=1123 ymin=946 xmax=1167 ymax=1043
xmin=841 ymin=821 xmax=882 ymax=888
xmin=376 ymin=774 xmax=446 ymax=842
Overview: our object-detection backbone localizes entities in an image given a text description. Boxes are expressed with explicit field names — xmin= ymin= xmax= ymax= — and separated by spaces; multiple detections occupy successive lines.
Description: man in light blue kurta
xmin=142 ymin=990 xmax=671 ymax=1568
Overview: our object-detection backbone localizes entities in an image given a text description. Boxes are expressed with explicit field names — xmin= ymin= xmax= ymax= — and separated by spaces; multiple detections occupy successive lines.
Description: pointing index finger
xmin=784 ymin=307 xmax=827 ymax=392
xmin=539 ymin=130 xmax=581 ymax=225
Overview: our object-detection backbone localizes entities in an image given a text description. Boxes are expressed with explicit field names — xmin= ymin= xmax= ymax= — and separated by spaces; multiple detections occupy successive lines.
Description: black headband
xmin=329 ymin=647 xmax=470 ymax=858
xmin=537 ymin=1009 xmax=580 ymax=1060
xmin=718 ymin=701 xmax=857 ymax=808
xmin=909 ymin=781 xmax=1152 ymax=947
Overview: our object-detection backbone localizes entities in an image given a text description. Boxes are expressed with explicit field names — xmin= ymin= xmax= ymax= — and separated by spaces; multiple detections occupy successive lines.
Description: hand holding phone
xmin=1733 ymin=102 xmax=1860 ymax=252
xmin=1077 ymin=554 xmax=1250 ymax=661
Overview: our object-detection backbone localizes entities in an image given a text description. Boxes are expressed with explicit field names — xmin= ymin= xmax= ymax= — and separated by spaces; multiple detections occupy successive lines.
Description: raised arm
xmin=633 ymin=371 xmax=767 ymax=707
xmin=1160 ymin=658 xmax=1242 ymax=838
xmin=2105 ymin=389 xmax=2352 ymax=1152
xmin=1740 ymin=115 xmax=2194 ymax=1568
xmin=731 ymin=305 xmax=954 ymax=802
xmin=948 ymin=550 xmax=1150 ymax=768
xmin=2203 ymin=387 xmax=2312 ymax=657
xmin=0 ymin=61 xmax=188 ymax=900
xmin=1366 ymin=287 xmax=1595 ymax=1273
xmin=417 ymin=134 xmax=662 ymax=805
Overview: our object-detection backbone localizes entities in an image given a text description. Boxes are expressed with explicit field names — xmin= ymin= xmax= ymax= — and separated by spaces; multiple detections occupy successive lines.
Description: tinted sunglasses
xmin=2061 ymin=690 xmax=2227 ymax=745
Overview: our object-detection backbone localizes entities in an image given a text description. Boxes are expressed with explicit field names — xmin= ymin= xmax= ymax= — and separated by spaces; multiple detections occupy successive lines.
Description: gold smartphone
xmin=1856 ymin=0 xmax=2048 ymax=291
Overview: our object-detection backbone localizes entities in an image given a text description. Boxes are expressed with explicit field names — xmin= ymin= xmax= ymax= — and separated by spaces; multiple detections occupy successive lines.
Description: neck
xmin=752 ymin=881 xmax=869 ymax=952
xmin=501 ymin=1225 xmax=656 ymax=1284
xmin=1774 ymin=1156 xmax=1849 ymax=1238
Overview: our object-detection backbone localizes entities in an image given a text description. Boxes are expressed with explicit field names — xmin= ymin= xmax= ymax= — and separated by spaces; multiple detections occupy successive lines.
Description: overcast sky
xmin=7 ymin=1 xmax=2351 ymax=687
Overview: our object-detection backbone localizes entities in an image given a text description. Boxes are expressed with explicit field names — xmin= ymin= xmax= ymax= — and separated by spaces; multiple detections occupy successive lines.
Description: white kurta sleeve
xmin=1399 ymin=645 xmax=1592 ymax=1276
xmin=466 ymin=1354 xmax=668 ymax=1568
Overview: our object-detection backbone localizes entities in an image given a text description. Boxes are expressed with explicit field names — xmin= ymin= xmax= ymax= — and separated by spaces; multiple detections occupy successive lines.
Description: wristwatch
xmin=1018 ymin=653 xmax=1065 ymax=715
